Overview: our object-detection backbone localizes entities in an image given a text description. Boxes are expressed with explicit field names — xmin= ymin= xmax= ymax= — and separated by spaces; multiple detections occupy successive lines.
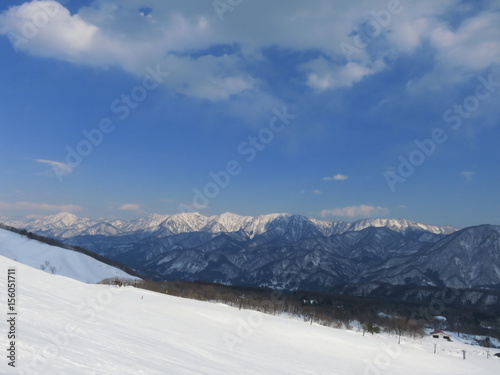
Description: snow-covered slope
xmin=0 ymin=256 xmax=498 ymax=375
xmin=0 ymin=228 xmax=138 ymax=283
xmin=333 ymin=218 xmax=457 ymax=235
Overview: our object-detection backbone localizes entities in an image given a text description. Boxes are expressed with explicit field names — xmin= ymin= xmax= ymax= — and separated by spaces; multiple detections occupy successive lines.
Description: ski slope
xmin=0 ymin=256 xmax=499 ymax=375
xmin=0 ymin=228 xmax=137 ymax=283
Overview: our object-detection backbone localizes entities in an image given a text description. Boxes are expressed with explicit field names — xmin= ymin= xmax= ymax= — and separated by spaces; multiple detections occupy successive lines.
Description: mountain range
xmin=3 ymin=212 xmax=499 ymax=291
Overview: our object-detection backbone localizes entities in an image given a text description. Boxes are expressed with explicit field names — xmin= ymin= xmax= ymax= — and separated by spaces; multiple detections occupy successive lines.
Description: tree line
xmin=99 ymin=277 xmax=443 ymax=341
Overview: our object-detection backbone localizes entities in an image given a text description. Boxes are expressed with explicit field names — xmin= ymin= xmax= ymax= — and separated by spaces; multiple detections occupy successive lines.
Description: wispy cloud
xmin=460 ymin=171 xmax=475 ymax=182
xmin=118 ymin=203 xmax=142 ymax=211
xmin=302 ymin=58 xmax=381 ymax=92
xmin=0 ymin=201 xmax=82 ymax=212
xmin=300 ymin=189 xmax=323 ymax=195
xmin=36 ymin=159 xmax=74 ymax=176
xmin=320 ymin=205 xmax=389 ymax=218
xmin=323 ymin=174 xmax=348 ymax=181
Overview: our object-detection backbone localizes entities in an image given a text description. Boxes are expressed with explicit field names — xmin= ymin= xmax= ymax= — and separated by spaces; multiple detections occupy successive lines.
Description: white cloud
xmin=323 ymin=174 xmax=348 ymax=181
xmin=160 ymin=54 xmax=255 ymax=101
xmin=118 ymin=203 xmax=142 ymax=211
xmin=386 ymin=17 xmax=431 ymax=53
xmin=407 ymin=10 xmax=500 ymax=92
xmin=1 ymin=0 xmax=496 ymax=101
xmin=36 ymin=159 xmax=74 ymax=176
xmin=0 ymin=201 xmax=82 ymax=212
xmin=430 ymin=12 xmax=500 ymax=71
xmin=320 ymin=204 xmax=388 ymax=218
xmin=0 ymin=1 xmax=98 ymax=57
xmin=311 ymin=190 xmax=322 ymax=195
xmin=460 ymin=171 xmax=475 ymax=182
xmin=0 ymin=0 xmax=253 ymax=101
xmin=302 ymin=58 xmax=381 ymax=92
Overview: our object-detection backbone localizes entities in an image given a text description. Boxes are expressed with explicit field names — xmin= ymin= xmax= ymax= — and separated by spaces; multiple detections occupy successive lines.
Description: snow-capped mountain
xmin=5 ymin=212 xmax=457 ymax=239
xmin=2 ymin=212 xmax=474 ymax=290
xmin=0 ymin=227 xmax=139 ymax=283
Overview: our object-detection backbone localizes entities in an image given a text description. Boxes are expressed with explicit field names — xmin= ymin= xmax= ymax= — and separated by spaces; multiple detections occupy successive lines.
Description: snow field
xmin=1 ymin=256 xmax=499 ymax=375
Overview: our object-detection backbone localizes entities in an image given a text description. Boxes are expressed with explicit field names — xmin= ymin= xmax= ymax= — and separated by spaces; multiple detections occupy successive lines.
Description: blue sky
xmin=0 ymin=0 xmax=499 ymax=228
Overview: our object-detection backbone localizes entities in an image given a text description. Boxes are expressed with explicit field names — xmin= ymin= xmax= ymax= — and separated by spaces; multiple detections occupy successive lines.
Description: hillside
xmin=357 ymin=225 xmax=500 ymax=289
xmin=0 ymin=228 xmax=138 ymax=283
xmin=1 ymin=256 xmax=499 ymax=374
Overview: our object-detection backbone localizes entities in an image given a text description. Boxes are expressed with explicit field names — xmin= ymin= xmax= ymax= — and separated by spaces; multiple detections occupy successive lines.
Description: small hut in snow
xmin=430 ymin=330 xmax=452 ymax=341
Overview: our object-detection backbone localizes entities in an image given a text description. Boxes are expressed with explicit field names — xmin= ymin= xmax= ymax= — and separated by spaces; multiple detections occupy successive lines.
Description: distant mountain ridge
xmin=5 ymin=212 xmax=458 ymax=239
xmin=356 ymin=224 xmax=500 ymax=289
xmin=3 ymin=212 xmax=484 ymax=291
xmin=9 ymin=213 xmax=499 ymax=291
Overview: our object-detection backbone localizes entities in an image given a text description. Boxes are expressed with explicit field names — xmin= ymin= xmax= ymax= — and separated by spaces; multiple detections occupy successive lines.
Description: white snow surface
xmin=1 ymin=256 xmax=499 ymax=375
xmin=0 ymin=228 xmax=138 ymax=283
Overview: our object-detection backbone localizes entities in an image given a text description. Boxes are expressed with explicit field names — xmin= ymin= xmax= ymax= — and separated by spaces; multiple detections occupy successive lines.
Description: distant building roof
xmin=430 ymin=330 xmax=449 ymax=335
